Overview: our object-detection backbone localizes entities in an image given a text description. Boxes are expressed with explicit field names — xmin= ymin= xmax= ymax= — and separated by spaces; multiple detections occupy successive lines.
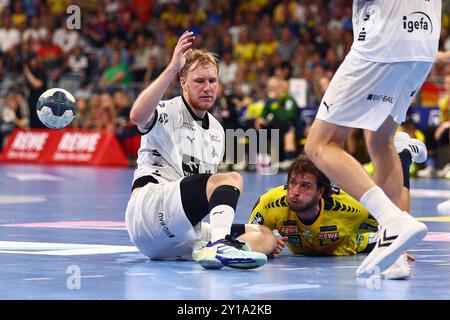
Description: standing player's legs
xmin=305 ymin=120 xmax=376 ymax=200
xmin=364 ymin=117 xmax=403 ymax=207
xmin=305 ymin=57 xmax=428 ymax=276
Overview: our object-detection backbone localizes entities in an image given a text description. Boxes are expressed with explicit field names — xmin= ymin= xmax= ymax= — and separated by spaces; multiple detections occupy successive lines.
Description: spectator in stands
xmin=142 ymin=55 xmax=162 ymax=85
xmin=218 ymin=51 xmax=238 ymax=90
xmin=23 ymin=53 xmax=47 ymax=128
xmin=434 ymin=73 xmax=450 ymax=178
xmin=130 ymin=33 xmax=153 ymax=82
xmin=418 ymin=73 xmax=450 ymax=178
xmin=0 ymin=16 xmax=21 ymax=66
xmin=234 ymin=28 xmax=256 ymax=65
xmin=53 ymin=23 xmax=80 ymax=53
xmin=47 ymin=0 xmax=69 ymax=16
xmin=255 ymin=77 xmax=302 ymax=169
xmin=67 ymin=46 xmax=89 ymax=83
xmin=22 ymin=16 xmax=48 ymax=49
xmin=255 ymin=26 xmax=279 ymax=61
xmin=11 ymin=1 xmax=26 ymax=29
xmin=277 ymin=27 xmax=299 ymax=64
xmin=100 ymin=50 xmax=131 ymax=90
xmin=0 ymin=92 xmax=29 ymax=150
xmin=94 ymin=92 xmax=116 ymax=131
xmin=0 ymin=55 xmax=14 ymax=97
xmin=71 ymin=95 xmax=94 ymax=130
xmin=36 ymin=32 xmax=64 ymax=83
xmin=114 ymin=89 xmax=138 ymax=155
xmin=86 ymin=53 xmax=109 ymax=91
xmin=84 ymin=7 xmax=108 ymax=48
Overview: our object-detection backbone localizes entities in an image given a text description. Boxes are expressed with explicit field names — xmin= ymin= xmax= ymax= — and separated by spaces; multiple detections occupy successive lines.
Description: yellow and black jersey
xmin=248 ymin=185 xmax=378 ymax=256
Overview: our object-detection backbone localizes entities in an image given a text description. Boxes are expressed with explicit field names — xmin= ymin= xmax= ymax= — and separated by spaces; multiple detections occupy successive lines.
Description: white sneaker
xmin=232 ymin=162 xmax=246 ymax=171
xmin=192 ymin=235 xmax=267 ymax=269
xmin=356 ymin=213 xmax=428 ymax=277
xmin=381 ymin=253 xmax=411 ymax=280
xmin=437 ymin=164 xmax=450 ymax=178
xmin=437 ymin=199 xmax=450 ymax=215
xmin=394 ymin=132 xmax=427 ymax=164
xmin=417 ymin=166 xmax=437 ymax=178
xmin=279 ymin=159 xmax=293 ymax=171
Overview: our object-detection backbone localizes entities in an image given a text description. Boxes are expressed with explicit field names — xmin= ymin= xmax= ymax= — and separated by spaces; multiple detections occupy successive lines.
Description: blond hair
xmin=179 ymin=49 xmax=219 ymax=78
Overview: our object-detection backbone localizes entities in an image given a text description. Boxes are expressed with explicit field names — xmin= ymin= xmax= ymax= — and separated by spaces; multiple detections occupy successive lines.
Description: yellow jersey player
xmin=235 ymin=132 xmax=427 ymax=279
xmin=245 ymin=154 xmax=379 ymax=256
xmin=248 ymin=183 xmax=378 ymax=257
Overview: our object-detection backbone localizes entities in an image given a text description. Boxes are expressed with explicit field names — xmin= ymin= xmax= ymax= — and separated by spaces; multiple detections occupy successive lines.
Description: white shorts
xmin=125 ymin=178 xmax=211 ymax=260
xmin=316 ymin=51 xmax=433 ymax=131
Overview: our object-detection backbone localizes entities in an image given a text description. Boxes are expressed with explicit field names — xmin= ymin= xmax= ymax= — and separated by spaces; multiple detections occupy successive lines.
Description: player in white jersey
xmin=304 ymin=0 xmax=441 ymax=277
xmin=125 ymin=31 xmax=267 ymax=270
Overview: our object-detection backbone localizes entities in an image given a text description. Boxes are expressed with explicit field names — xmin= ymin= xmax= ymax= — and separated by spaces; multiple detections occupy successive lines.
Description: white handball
xmin=36 ymin=88 xmax=77 ymax=129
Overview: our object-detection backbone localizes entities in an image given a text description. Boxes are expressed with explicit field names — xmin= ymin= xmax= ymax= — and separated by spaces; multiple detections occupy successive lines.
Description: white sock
xmin=209 ymin=204 xmax=235 ymax=243
xmin=359 ymin=186 xmax=403 ymax=225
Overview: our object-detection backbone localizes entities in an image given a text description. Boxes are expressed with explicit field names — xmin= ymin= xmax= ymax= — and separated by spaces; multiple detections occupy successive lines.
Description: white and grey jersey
xmin=133 ymin=96 xmax=225 ymax=185
xmin=351 ymin=0 xmax=441 ymax=62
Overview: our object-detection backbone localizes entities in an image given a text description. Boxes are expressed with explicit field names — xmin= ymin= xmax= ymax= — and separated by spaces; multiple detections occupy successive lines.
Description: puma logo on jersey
xmin=212 ymin=210 xmax=225 ymax=216
xmin=323 ymin=101 xmax=333 ymax=113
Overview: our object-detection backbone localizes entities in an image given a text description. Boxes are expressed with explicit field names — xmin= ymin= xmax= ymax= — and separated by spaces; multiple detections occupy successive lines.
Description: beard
xmin=287 ymin=197 xmax=318 ymax=213
xmin=186 ymin=89 xmax=215 ymax=111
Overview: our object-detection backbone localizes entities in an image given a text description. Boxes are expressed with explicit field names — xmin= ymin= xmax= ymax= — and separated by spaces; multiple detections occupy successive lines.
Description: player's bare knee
xmin=304 ymin=140 xmax=321 ymax=161
xmin=206 ymin=172 xmax=243 ymax=196
xmin=226 ymin=172 xmax=243 ymax=190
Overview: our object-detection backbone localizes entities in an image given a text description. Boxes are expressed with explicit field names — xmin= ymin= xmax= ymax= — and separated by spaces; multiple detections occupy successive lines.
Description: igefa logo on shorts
xmin=403 ymin=11 xmax=433 ymax=34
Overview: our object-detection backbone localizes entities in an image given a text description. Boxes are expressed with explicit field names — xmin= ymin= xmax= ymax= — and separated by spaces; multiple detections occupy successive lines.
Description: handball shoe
xmin=394 ymin=132 xmax=427 ymax=164
xmin=356 ymin=213 xmax=427 ymax=277
xmin=192 ymin=235 xmax=267 ymax=270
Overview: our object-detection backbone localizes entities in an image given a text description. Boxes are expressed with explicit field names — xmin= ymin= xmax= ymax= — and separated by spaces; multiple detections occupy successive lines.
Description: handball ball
xmin=36 ymin=88 xmax=77 ymax=129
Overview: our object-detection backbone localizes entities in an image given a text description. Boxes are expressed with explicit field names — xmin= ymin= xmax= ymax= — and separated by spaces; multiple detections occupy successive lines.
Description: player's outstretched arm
xmin=130 ymin=31 xmax=195 ymax=128
xmin=237 ymin=224 xmax=277 ymax=256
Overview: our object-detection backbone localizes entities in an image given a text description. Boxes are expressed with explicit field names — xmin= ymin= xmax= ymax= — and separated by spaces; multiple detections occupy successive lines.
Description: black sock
xmin=285 ymin=152 xmax=294 ymax=160
xmin=208 ymin=185 xmax=240 ymax=212
xmin=399 ymin=150 xmax=412 ymax=189
xmin=230 ymin=224 xmax=246 ymax=239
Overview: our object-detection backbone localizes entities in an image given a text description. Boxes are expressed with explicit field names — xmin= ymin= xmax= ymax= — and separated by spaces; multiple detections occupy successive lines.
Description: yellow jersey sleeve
xmin=248 ymin=185 xmax=288 ymax=230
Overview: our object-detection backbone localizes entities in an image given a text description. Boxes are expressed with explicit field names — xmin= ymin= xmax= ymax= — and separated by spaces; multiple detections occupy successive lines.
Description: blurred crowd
xmin=0 ymin=0 xmax=449 ymax=176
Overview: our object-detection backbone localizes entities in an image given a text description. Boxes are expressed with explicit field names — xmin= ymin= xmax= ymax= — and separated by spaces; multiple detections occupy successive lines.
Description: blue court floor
xmin=0 ymin=163 xmax=449 ymax=300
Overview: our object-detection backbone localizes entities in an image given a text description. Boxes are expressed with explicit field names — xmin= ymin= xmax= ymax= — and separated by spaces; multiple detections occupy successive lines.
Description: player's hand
xmin=168 ymin=31 xmax=195 ymax=73
xmin=269 ymin=236 xmax=288 ymax=258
